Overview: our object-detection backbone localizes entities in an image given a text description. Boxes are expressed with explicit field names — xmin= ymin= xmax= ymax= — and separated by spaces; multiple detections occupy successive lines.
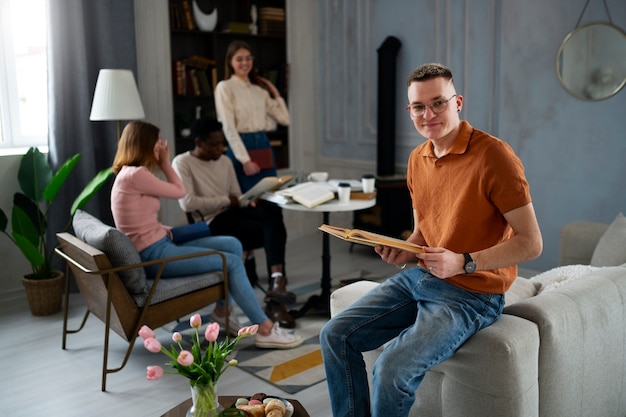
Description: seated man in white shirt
xmin=172 ymin=117 xmax=296 ymax=328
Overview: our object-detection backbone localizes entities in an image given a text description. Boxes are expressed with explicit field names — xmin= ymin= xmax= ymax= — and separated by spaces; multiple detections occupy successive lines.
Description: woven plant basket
xmin=21 ymin=270 xmax=64 ymax=316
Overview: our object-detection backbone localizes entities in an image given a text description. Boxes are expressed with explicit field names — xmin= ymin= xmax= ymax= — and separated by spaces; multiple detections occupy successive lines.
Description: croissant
xmin=265 ymin=399 xmax=286 ymax=417
xmin=237 ymin=403 xmax=265 ymax=417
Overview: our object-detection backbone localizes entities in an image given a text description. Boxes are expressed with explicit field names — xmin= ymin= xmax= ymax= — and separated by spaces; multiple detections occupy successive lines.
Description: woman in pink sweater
xmin=110 ymin=121 xmax=302 ymax=349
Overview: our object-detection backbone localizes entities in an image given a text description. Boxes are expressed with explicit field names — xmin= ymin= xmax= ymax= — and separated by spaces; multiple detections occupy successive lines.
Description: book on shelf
xmin=221 ymin=21 xmax=250 ymax=34
xmin=186 ymin=68 xmax=201 ymax=96
xmin=173 ymin=55 xmax=216 ymax=96
xmin=196 ymin=69 xmax=212 ymax=95
xmin=173 ymin=60 xmax=186 ymax=95
xmin=180 ymin=0 xmax=197 ymax=31
xmin=183 ymin=55 xmax=216 ymax=69
xmin=239 ymin=175 xmax=294 ymax=205
xmin=277 ymin=182 xmax=335 ymax=208
xmin=318 ymin=224 xmax=425 ymax=253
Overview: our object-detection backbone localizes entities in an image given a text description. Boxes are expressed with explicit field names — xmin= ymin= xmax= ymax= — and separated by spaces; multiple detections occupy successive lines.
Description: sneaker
xmin=210 ymin=311 xmax=241 ymax=337
xmin=254 ymin=322 xmax=303 ymax=349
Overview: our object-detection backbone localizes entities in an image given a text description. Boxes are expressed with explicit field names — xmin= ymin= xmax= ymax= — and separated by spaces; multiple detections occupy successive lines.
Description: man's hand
xmin=416 ymin=247 xmax=464 ymax=278
xmin=375 ymin=245 xmax=418 ymax=268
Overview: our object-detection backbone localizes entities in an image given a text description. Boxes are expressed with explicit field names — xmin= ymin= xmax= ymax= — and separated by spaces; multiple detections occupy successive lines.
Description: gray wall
xmin=314 ymin=0 xmax=626 ymax=272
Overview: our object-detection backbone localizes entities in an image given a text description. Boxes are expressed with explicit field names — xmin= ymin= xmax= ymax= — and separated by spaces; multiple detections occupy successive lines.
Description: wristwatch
xmin=463 ymin=253 xmax=476 ymax=274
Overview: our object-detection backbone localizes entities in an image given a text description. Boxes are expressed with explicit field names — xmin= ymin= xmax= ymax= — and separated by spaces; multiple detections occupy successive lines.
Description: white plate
xmin=282 ymin=398 xmax=294 ymax=417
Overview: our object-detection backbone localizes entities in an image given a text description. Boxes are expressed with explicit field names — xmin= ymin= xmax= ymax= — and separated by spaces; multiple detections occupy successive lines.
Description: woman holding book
xmin=214 ymin=39 xmax=290 ymax=193
xmin=110 ymin=120 xmax=302 ymax=349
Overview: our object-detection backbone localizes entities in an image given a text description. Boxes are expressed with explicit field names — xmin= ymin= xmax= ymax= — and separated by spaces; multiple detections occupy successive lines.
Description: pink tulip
xmin=172 ymin=332 xmax=182 ymax=343
xmin=144 ymin=337 xmax=162 ymax=353
xmin=189 ymin=314 xmax=202 ymax=329
xmin=177 ymin=350 xmax=194 ymax=366
xmin=238 ymin=324 xmax=259 ymax=337
xmin=205 ymin=322 xmax=220 ymax=342
xmin=146 ymin=365 xmax=164 ymax=380
xmin=138 ymin=325 xmax=155 ymax=340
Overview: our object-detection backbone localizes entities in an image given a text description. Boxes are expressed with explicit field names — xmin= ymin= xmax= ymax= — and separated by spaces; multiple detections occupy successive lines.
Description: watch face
xmin=464 ymin=261 xmax=476 ymax=274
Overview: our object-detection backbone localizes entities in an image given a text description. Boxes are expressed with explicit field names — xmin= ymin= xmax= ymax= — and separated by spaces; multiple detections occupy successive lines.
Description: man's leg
xmin=320 ymin=270 xmax=422 ymax=417
xmin=370 ymin=273 xmax=504 ymax=417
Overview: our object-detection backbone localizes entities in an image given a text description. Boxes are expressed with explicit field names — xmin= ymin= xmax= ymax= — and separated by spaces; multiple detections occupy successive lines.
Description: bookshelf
xmin=169 ymin=0 xmax=289 ymax=169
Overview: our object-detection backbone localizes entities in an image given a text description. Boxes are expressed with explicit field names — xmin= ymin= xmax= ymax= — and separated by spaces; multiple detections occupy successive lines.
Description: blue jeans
xmin=320 ymin=267 xmax=504 ymax=417
xmin=140 ymin=235 xmax=268 ymax=324
xmin=226 ymin=131 xmax=277 ymax=192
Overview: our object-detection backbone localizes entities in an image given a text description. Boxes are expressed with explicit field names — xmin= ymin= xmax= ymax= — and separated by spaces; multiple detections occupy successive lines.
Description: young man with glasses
xmin=321 ymin=63 xmax=543 ymax=417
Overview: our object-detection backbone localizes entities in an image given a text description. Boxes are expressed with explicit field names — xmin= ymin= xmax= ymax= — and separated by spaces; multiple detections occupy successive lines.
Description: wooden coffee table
xmin=161 ymin=395 xmax=310 ymax=417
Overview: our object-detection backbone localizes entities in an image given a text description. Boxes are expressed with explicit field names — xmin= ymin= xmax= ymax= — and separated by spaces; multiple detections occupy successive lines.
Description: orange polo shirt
xmin=407 ymin=121 xmax=531 ymax=294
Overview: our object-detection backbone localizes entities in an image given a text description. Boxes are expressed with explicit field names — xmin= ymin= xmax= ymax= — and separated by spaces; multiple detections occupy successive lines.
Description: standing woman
xmin=214 ymin=40 xmax=290 ymax=193
xmin=110 ymin=121 xmax=302 ymax=349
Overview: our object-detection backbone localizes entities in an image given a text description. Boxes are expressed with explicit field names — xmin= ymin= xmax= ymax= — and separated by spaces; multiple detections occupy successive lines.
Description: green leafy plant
xmin=0 ymin=147 xmax=113 ymax=280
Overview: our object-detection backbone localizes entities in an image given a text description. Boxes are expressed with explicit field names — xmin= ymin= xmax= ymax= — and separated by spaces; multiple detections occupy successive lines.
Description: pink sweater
xmin=111 ymin=165 xmax=185 ymax=252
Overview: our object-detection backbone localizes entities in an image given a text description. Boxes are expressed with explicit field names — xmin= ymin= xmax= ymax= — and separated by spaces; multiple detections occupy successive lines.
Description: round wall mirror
xmin=556 ymin=22 xmax=626 ymax=101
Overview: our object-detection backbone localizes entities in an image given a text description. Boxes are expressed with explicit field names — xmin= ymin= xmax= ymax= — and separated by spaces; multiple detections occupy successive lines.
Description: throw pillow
xmin=590 ymin=212 xmax=626 ymax=267
xmin=530 ymin=264 xmax=600 ymax=294
xmin=72 ymin=210 xmax=147 ymax=295
xmin=504 ymin=277 xmax=540 ymax=306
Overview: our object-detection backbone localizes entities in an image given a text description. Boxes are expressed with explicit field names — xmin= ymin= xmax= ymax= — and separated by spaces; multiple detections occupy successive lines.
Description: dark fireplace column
xmin=376 ymin=36 xmax=402 ymax=177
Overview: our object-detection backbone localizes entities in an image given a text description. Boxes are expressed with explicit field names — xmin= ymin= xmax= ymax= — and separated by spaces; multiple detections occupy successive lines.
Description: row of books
xmin=173 ymin=55 xmax=218 ymax=96
xmin=170 ymin=0 xmax=196 ymax=31
xmin=258 ymin=7 xmax=285 ymax=37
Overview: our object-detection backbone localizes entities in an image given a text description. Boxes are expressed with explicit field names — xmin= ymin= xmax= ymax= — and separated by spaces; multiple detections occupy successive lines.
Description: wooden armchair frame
xmin=54 ymin=232 xmax=229 ymax=391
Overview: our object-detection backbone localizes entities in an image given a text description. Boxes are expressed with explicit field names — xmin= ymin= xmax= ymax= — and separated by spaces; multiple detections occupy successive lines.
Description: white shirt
xmin=171 ymin=151 xmax=241 ymax=223
xmin=214 ymin=75 xmax=290 ymax=164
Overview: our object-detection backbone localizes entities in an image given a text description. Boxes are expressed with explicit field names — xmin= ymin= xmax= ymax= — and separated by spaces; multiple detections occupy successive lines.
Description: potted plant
xmin=0 ymin=147 xmax=112 ymax=316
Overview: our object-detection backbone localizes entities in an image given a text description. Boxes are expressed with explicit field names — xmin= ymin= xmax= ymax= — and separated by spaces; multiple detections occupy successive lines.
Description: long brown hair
xmin=224 ymin=40 xmax=260 ymax=85
xmin=112 ymin=121 xmax=160 ymax=174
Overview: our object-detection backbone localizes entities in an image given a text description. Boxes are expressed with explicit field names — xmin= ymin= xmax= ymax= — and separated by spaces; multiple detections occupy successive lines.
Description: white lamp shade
xmin=89 ymin=69 xmax=145 ymax=121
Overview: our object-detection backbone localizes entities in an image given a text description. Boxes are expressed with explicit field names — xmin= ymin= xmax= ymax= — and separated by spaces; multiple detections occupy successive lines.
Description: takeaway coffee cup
xmin=361 ymin=174 xmax=375 ymax=193
xmin=337 ymin=182 xmax=351 ymax=204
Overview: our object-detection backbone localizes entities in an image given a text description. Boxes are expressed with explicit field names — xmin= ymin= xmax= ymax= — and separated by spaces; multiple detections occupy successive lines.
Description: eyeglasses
xmin=407 ymin=95 xmax=457 ymax=117
xmin=234 ymin=55 xmax=254 ymax=63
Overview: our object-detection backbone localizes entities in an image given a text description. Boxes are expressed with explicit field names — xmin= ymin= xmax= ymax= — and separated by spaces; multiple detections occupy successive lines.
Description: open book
xmin=239 ymin=175 xmax=293 ymax=205
xmin=276 ymin=181 xmax=335 ymax=208
xmin=318 ymin=224 xmax=424 ymax=253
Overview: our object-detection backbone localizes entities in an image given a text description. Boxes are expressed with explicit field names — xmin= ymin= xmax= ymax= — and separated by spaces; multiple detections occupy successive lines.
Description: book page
xmin=291 ymin=183 xmax=335 ymax=208
xmin=239 ymin=175 xmax=293 ymax=204
xmin=319 ymin=224 xmax=424 ymax=253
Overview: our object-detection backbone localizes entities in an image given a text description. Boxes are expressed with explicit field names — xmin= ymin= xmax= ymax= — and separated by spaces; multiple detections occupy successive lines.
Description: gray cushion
xmin=133 ymin=272 xmax=224 ymax=307
xmin=504 ymin=277 xmax=540 ymax=306
xmin=590 ymin=212 xmax=626 ymax=267
xmin=72 ymin=210 xmax=147 ymax=295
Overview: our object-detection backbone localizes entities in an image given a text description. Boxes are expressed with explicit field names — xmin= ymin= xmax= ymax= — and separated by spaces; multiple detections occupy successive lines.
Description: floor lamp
xmin=89 ymin=69 xmax=145 ymax=140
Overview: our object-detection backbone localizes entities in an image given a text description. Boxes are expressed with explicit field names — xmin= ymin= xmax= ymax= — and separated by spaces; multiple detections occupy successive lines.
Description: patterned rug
xmin=234 ymin=332 xmax=325 ymax=394
xmin=168 ymin=270 xmax=378 ymax=394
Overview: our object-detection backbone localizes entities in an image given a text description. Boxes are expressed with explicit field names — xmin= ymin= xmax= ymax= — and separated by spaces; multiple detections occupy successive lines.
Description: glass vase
xmin=186 ymin=381 xmax=224 ymax=417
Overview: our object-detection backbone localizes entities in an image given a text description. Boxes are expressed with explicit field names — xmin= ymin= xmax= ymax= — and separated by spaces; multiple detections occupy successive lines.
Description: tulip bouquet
xmin=139 ymin=314 xmax=258 ymax=386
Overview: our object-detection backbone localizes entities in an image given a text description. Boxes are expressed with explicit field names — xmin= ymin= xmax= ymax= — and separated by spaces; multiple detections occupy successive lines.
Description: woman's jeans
xmin=140 ymin=235 xmax=268 ymax=324
xmin=320 ymin=267 xmax=504 ymax=417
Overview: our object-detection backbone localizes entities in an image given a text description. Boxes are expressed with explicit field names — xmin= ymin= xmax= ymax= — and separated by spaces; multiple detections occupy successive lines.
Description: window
xmin=0 ymin=0 xmax=48 ymax=150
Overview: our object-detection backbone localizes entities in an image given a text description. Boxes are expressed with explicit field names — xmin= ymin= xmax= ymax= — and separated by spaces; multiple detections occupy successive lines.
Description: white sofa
xmin=330 ymin=217 xmax=626 ymax=417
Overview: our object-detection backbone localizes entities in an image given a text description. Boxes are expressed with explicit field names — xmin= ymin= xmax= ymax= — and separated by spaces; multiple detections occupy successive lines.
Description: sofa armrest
xmin=504 ymin=267 xmax=626 ymax=417
xmin=559 ymin=221 xmax=608 ymax=266
xmin=413 ymin=314 xmax=539 ymax=417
